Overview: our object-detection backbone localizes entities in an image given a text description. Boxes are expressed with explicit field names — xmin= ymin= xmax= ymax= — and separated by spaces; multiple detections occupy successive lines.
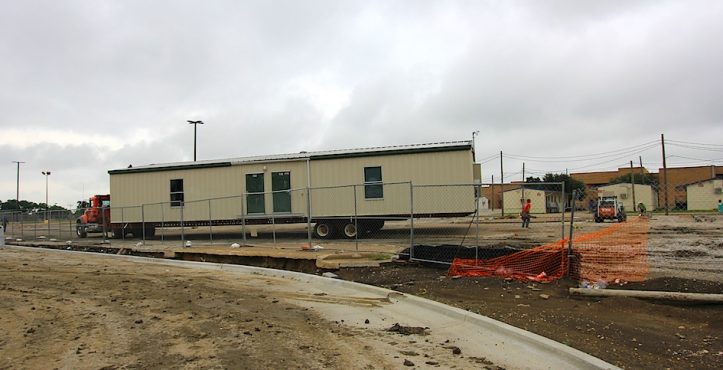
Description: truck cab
xmin=595 ymin=196 xmax=626 ymax=223
xmin=76 ymin=194 xmax=111 ymax=237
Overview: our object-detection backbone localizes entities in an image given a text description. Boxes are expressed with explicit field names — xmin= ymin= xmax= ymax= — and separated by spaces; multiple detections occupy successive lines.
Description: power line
xmin=666 ymin=142 xmax=723 ymax=152
xmin=504 ymin=143 xmax=659 ymax=163
xmin=504 ymin=139 xmax=659 ymax=160
xmin=666 ymin=139 xmax=723 ymax=147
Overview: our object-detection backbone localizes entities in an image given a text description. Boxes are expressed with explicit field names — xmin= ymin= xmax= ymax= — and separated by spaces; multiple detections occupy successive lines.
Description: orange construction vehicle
xmin=76 ymin=194 xmax=111 ymax=238
xmin=594 ymin=196 xmax=627 ymax=223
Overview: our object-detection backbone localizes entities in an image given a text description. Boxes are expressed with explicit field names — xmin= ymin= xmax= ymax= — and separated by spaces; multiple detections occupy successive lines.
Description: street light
xmin=187 ymin=120 xmax=205 ymax=161
xmin=42 ymin=171 xmax=51 ymax=221
xmin=12 ymin=161 xmax=25 ymax=209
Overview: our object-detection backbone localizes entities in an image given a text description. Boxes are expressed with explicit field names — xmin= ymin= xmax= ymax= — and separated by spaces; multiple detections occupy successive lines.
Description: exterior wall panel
xmin=597 ymin=184 xmax=657 ymax=211
xmin=110 ymin=148 xmax=474 ymax=222
xmin=686 ymin=179 xmax=723 ymax=210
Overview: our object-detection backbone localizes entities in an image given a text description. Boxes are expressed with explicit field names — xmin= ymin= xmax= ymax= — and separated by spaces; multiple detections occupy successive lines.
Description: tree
xmin=609 ymin=173 xmax=657 ymax=186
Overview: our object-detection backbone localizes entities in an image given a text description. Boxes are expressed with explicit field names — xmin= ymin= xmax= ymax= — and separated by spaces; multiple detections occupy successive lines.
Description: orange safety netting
xmin=448 ymin=216 xmax=650 ymax=283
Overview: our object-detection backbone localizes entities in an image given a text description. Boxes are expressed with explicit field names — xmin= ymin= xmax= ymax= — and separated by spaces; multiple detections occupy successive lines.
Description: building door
xmin=246 ymin=173 xmax=265 ymax=214
xmin=272 ymin=171 xmax=291 ymax=213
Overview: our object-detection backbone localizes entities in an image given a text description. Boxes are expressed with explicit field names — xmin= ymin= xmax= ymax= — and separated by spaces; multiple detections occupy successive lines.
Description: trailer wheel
xmin=342 ymin=223 xmax=357 ymax=239
xmin=76 ymin=221 xmax=87 ymax=238
xmin=314 ymin=222 xmax=335 ymax=239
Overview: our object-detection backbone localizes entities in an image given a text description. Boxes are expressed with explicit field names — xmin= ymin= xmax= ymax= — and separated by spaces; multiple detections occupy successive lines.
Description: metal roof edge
xmin=309 ymin=143 xmax=471 ymax=160
xmin=108 ymin=140 xmax=472 ymax=174
xmin=108 ymin=162 xmax=233 ymax=175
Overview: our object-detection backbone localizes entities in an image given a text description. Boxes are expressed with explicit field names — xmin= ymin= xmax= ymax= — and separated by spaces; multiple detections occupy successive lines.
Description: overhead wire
xmin=504 ymin=139 xmax=659 ymax=160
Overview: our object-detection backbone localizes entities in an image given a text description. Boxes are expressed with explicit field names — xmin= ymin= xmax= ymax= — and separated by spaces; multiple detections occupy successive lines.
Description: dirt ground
xmin=0 ymin=247 xmax=510 ymax=370
xmin=337 ymin=263 xmax=722 ymax=370
xmin=2 ymin=214 xmax=721 ymax=369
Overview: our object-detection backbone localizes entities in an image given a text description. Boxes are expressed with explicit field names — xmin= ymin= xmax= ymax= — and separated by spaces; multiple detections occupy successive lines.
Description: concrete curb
xmin=5 ymin=245 xmax=619 ymax=369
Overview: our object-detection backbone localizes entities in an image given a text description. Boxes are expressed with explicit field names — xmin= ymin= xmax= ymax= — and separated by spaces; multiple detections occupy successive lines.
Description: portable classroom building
xmin=502 ymin=188 xmax=563 ymax=214
xmin=684 ymin=177 xmax=723 ymax=211
xmin=596 ymin=184 xmax=657 ymax=212
xmin=108 ymin=141 xmax=479 ymax=237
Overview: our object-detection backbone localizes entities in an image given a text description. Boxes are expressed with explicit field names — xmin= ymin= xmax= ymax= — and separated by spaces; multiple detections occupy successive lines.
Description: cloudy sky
xmin=2 ymin=0 xmax=722 ymax=208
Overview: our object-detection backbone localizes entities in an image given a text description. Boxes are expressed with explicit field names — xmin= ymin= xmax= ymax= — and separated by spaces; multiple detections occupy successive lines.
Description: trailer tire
xmin=341 ymin=222 xmax=357 ymax=239
xmin=314 ymin=222 xmax=335 ymax=239
xmin=76 ymin=221 xmax=87 ymax=238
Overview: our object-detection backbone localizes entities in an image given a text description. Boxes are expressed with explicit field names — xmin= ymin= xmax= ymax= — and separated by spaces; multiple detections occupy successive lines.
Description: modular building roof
xmin=109 ymin=140 xmax=473 ymax=174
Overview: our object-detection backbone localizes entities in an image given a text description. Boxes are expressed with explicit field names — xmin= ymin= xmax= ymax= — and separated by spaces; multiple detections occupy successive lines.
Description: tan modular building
xmin=502 ymin=188 xmax=563 ymax=214
xmin=685 ymin=177 xmax=723 ymax=211
xmin=107 ymin=141 xmax=479 ymax=238
xmin=596 ymin=184 xmax=657 ymax=212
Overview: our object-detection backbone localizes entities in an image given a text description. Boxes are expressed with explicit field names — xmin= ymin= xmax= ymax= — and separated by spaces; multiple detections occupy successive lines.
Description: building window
xmin=170 ymin=179 xmax=184 ymax=207
xmin=364 ymin=166 xmax=383 ymax=199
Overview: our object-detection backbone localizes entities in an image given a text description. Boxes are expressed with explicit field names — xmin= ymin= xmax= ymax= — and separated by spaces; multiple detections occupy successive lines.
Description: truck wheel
xmin=76 ymin=221 xmax=87 ymax=238
xmin=594 ymin=216 xmax=602 ymax=223
xmin=314 ymin=222 xmax=335 ymax=239
xmin=342 ymin=222 xmax=357 ymax=239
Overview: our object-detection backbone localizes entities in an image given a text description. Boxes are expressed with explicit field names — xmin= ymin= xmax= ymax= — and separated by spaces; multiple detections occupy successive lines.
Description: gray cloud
xmin=2 ymin=0 xmax=722 ymax=206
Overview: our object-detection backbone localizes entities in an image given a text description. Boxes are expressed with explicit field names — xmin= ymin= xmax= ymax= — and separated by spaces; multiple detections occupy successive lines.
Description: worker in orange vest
xmin=521 ymin=199 xmax=532 ymax=228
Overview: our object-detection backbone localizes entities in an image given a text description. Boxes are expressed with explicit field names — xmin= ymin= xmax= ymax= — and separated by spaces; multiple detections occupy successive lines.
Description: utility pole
xmin=661 ymin=134 xmax=669 ymax=215
xmin=522 ymin=162 xmax=526 ymax=202
xmin=491 ymin=174 xmax=495 ymax=211
xmin=12 ymin=161 xmax=25 ymax=208
xmin=630 ymin=160 xmax=636 ymax=212
xmin=187 ymin=120 xmax=205 ymax=161
xmin=500 ymin=151 xmax=504 ymax=217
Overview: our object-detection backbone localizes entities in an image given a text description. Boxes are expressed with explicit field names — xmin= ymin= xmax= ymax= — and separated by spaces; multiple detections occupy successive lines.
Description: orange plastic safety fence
xmin=573 ymin=216 xmax=650 ymax=283
xmin=448 ymin=217 xmax=650 ymax=283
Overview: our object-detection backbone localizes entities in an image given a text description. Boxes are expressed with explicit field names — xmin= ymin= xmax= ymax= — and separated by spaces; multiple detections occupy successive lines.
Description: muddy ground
xmin=337 ymin=263 xmax=722 ymax=370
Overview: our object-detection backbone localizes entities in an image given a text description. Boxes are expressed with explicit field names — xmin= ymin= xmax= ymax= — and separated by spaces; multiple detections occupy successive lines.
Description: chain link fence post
xmin=241 ymin=193 xmax=247 ymax=245
xmin=180 ymin=203 xmax=185 ymax=247
xmin=567 ymin=189 xmax=577 ymax=277
xmin=409 ymin=182 xmax=414 ymax=260
xmin=353 ymin=184 xmax=358 ymax=251
xmin=475 ymin=184 xmax=480 ymax=263
xmin=306 ymin=186 xmax=312 ymax=247
xmin=561 ymin=182 xmax=566 ymax=241
xmin=208 ymin=199 xmax=213 ymax=243
xmin=141 ymin=204 xmax=146 ymax=244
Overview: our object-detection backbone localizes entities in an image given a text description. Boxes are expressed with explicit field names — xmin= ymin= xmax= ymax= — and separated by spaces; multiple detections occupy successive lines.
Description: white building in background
xmin=684 ymin=177 xmax=723 ymax=211
xmin=597 ymin=183 xmax=657 ymax=211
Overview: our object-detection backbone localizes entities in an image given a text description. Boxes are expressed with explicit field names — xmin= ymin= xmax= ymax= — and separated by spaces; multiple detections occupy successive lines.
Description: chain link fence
xmin=2 ymin=179 xmax=721 ymax=286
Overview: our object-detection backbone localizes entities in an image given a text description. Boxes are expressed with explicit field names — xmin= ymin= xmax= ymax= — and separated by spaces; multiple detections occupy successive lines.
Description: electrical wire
xmin=666 ymin=142 xmax=723 ymax=152
xmin=504 ymin=143 xmax=660 ymax=163
xmin=504 ymin=139 xmax=659 ymax=160
xmin=666 ymin=139 xmax=723 ymax=147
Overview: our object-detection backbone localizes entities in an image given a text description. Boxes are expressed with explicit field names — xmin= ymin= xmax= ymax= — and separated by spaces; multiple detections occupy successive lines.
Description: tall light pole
xmin=187 ymin=120 xmax=204 ymax=161
xmin=42 ymin=171 xmax=51 ymax=220
xmin=12 ymin=161 xmax=25 ymax=209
